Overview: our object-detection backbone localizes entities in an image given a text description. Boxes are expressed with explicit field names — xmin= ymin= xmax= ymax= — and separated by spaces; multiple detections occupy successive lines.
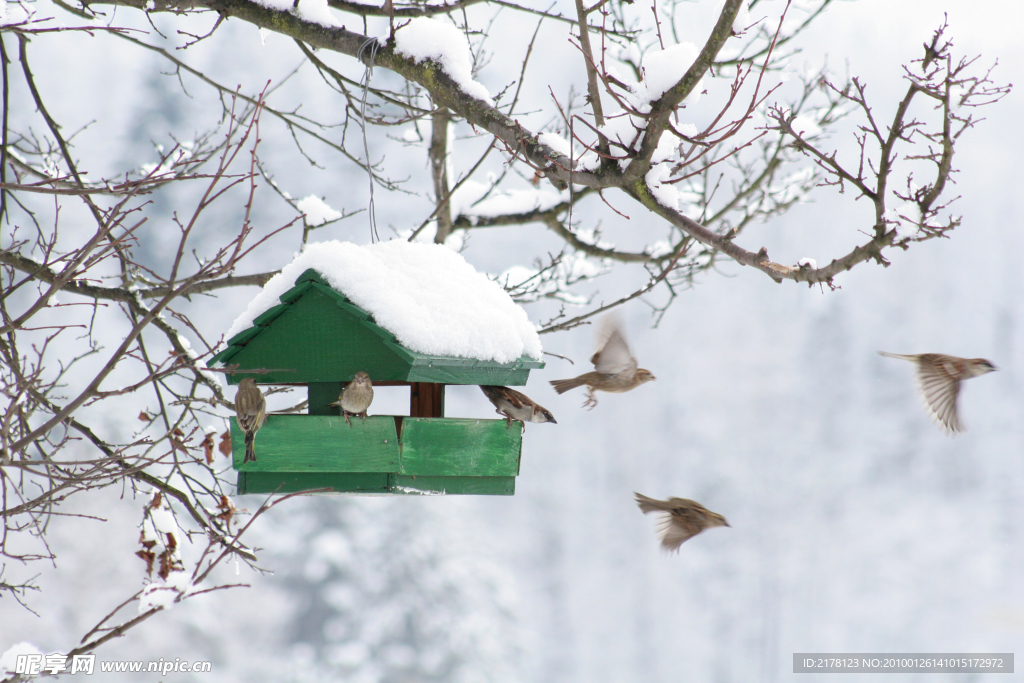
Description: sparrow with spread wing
xmin=480 ymin=385 xmax=557 ymax=429
xmin=549 ymin=314 xmax=655 ymax=409
xmin=235 ymin=377 xmax=267 ymax=463
xmin=878 ymin=352 xmax=996 ymax=435
xmin=635 ymin=493 xmax=730 ymax=552
xmin=330 ymin=371 xmax=374 ymax=426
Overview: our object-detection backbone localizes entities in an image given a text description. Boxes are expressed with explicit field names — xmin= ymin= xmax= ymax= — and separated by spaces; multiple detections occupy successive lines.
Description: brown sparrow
xmin=634 ymin=493 xmax=730 ymax=552
xmin=550 ymin=314 xmax=655 ymax=409
xmin=878 ymin=352 xmax=996 ymax=435
xmin=330 ymin=371 xmax=374 ymax=425
xmin=235 ymin=377 xmax=266 ymax=463
xmin=480 ymin=385 xmax=557 ymax=429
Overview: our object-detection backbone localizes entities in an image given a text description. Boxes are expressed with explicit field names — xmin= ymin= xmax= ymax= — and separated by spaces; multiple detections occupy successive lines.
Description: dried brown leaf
xmin=218 ymin=430 xmax=232 ymax=457
xmin=202 ymin=432 xmax=215 ymax=464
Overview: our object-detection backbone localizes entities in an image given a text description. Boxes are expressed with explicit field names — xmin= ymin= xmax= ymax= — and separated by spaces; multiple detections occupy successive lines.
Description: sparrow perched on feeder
xmin=235 ymin=377 xmax=266 ymax=463
xmin=549 ymin=314 xmax=655 ymax=409
xmin=479 ymin=385 xmax=557 ymax=429
xmin=878 ymin=351 xmax=996 ymax=435
xmin=634 ymin=493 xmax=730 ymax=552
xmin=330 ymin=371 xmax=374 ymax=425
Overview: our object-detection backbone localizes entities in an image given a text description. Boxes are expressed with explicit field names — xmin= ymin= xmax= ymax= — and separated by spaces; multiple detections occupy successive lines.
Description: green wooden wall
xmin=231 ymin=415 xmax=522 ymax=495
xmin=223 ymin=287 xmax=411 ymax=384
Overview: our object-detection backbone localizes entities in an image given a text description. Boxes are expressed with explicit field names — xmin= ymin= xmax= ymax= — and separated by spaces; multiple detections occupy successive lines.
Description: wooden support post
xmin=410 ymin=382 xmax=445 ymax=417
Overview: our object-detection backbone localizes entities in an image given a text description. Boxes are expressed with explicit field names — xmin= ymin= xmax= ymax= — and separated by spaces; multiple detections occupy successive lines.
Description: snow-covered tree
xmin=0 ymin=0 xmax=1009 ymax=677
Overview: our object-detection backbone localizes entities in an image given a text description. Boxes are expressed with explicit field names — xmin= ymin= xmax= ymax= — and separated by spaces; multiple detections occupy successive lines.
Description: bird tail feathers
xmin=549 ymin=378 xmax=586 ymax=394
xmin=243 ymin=433 xmax=256 ymax=463
xmin=878 ymin=351 xmax=915 ymax=361
xmin=634 ymin=492 xmax=668 ymax=514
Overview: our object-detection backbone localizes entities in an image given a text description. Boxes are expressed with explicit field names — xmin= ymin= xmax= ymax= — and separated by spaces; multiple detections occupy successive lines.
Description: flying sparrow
xmin=330 ymin=371 xmax=374 ymax=425
xmin=480 ymin=385 xmax=557 ymax=429
xmin=549 ymin=314 xmax=655 ymax=409
xmin=634 ymin=493 xmax=730 ymax=552
xmin=235 ymin=377 xmax=267 ymax=463
xmin=878 ymin=352 xmax=996 ymax=435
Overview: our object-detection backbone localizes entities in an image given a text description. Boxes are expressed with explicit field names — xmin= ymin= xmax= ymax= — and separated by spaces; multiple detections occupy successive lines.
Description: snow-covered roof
xmin=225 ymin=240 xmax=542 ymax=363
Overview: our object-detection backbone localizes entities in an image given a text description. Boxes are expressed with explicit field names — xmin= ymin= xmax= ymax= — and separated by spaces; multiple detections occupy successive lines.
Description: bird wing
xmin=237 ymin=413 xmax=258 ymax=432
xmin=916 ymin=357 xmax=963 ymax=434
xmin=235 ymin=386 xmax=266 ymax=432
xmin=481 ymin=385 xmax=523 ymax=408
xmin=658 ymin=512 xmax=698 ymax=552
xmin=499 ymin=387 xmax=530 ymax=410
xmin=592 ymin=316 xmax=637 ymax=375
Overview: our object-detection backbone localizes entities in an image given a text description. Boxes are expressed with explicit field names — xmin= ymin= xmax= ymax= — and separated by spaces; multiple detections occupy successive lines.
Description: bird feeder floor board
xmin=237 ymin=472 xmax=515 ymax=496
xmin=232 ymin=415 xmax=522 ymax=495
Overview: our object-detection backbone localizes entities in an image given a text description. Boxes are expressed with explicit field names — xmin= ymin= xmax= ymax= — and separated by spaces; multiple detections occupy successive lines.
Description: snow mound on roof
xmin=224 ymin=240 xmax=542 ymax=363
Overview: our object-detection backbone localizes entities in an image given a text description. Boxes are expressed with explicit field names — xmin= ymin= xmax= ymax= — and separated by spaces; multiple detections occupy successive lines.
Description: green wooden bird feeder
xmin=212 ymin=253 xmax=545 ymax=496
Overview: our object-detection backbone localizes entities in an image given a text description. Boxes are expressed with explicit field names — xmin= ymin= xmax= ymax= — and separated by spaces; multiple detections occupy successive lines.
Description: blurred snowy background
xmin=3 ymin=0 xmax=1024 ymax=681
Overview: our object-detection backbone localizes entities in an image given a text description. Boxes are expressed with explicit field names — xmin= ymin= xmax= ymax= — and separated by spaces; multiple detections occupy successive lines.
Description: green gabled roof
xmin=212 ymin=269 xmax=544 ymax=385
